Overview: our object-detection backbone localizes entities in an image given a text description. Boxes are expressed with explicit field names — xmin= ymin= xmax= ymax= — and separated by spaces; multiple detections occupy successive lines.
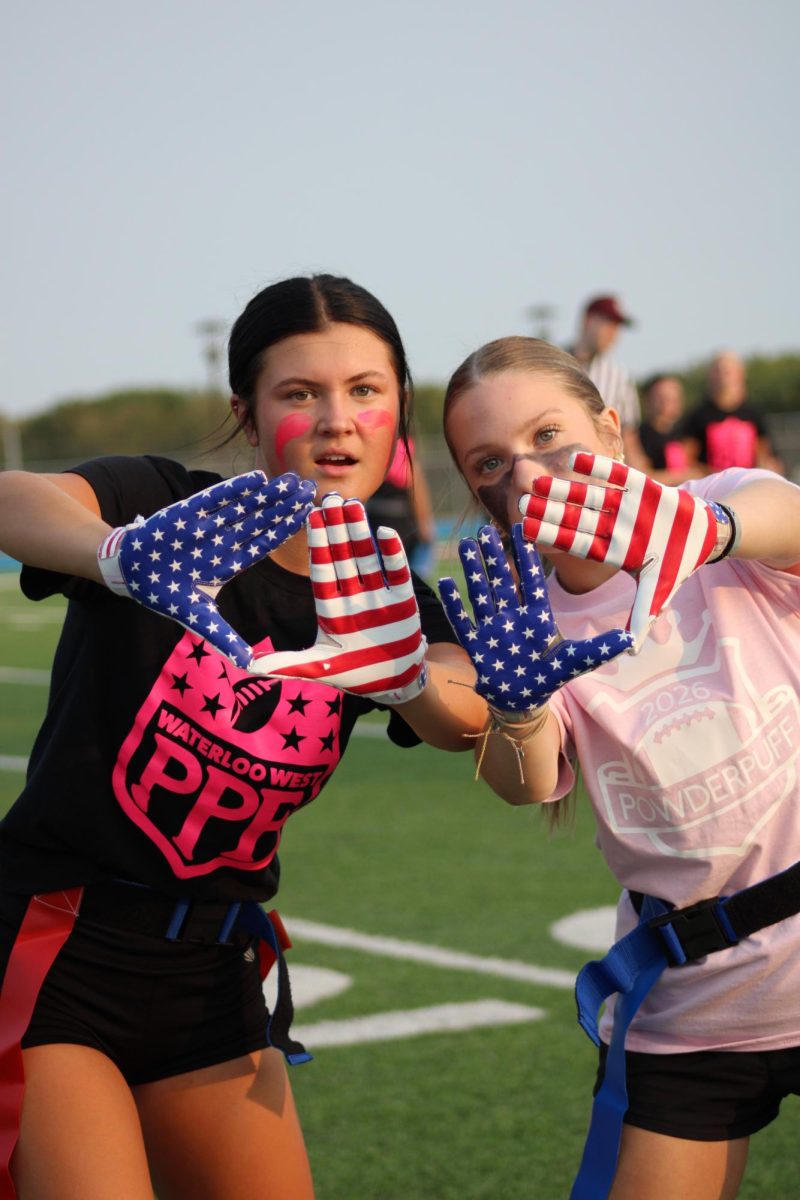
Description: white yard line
xmin=0 ymin=668 xmax=51 ymax=685
xmin=0 ymin=755 xmax=27 ymax=773
xmin=285 ymin=917 xmax=576 ymax=989
xmin=294 ymin=1000 xmax=545 ymax=1049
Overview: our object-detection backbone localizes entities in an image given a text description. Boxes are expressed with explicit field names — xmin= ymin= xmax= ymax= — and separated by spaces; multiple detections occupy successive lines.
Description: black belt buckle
xmin=166 ymin=899 xmax=242 ymax=945
xmin=648 ymin=897 xmax=737 ymax=966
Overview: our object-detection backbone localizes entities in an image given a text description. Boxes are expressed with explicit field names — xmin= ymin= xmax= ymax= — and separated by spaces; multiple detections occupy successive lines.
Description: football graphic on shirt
xmin=632 ymin=698 xmax=754 ymax=790
xmin=230 ymin=676 xmax=283 ymax=733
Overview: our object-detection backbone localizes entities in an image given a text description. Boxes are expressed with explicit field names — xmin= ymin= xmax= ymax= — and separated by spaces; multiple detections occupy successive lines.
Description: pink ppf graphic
xmin=519 ymin=453 xmax=718 ymax=649
xmin=248 ymin=494 xmax=428 ymax=706
xmin=112 ymin=632 xmax=344 ymax=878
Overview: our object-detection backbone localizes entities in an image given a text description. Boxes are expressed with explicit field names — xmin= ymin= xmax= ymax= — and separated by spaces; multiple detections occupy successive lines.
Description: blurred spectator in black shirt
xmin=366 ymin=437 xmax=438 ymax=579
xmin=681 ymin=350 xmax=784 ymax=474
xmin=639 ymin=374 xmax=702 ymax=484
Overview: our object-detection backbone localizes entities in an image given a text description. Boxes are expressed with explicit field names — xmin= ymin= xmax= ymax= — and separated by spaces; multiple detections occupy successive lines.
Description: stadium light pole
xmin=194 ymin=318 xmax=228 ymax=398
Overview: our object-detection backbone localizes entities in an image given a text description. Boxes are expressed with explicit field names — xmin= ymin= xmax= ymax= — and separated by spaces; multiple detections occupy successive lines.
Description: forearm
xmin=0 ymin=471 xmax=108 ymax=581
xmin=389 ymin=643 xmax=487 ymax=751
xmin=720 ymin=477 xmax=800 ymax=568
xmin=474 ymin=706 xmax=562 ymax=805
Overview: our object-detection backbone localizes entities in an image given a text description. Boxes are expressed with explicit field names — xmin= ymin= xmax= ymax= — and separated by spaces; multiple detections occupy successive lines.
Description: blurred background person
xmin=682 ymin=349 xmax=785 ymax=474
xmin=569 ymin=294 xmax=648 ymax=469
xmin=638 ymin=373 xmax=701 ymax=483
xmin=366 ymin=435 xmax=438 ymax=579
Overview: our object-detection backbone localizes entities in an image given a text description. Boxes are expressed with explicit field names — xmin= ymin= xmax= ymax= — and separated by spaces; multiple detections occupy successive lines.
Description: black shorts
xmin=3 ymin=891 xmax=270 ymax=1086
xmin=596 ymin=1041 xmax=800 ymax=1141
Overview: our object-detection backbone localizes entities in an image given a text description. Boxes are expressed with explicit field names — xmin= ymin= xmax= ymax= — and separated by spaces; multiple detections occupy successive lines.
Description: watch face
xmin=707 ymin=501 xmax=734 ymax=562
xmin=708 ymin=501 xmax=732 ymax=527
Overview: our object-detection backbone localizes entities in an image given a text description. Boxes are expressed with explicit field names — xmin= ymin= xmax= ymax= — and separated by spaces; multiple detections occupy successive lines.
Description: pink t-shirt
xmin=545 ymin=469 xmax=800 ymax=1052
xmin=384 ymin=438 xmax=414 ymax=489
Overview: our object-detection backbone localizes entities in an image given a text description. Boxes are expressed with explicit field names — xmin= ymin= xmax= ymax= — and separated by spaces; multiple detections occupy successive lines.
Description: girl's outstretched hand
xmin=437 ymin=525 xmax=632 ymax=713
xmin=97 ymin=470 xmax=315 ymax=666
xmin=519 ymin=452 xmax=734 ymax=650
xmin=247 ymin=494 xmax=428 ymax=705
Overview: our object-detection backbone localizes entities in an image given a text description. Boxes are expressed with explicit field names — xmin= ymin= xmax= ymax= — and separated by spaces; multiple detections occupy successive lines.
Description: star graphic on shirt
xmin=282 ymin=726 xmax=306 ymax=752
xmin=170 ymin=672 xmax=191 ymax=696
xmin=319 ymin=730 xmax=336 ymax=753
xmin=325 ymin=695 xmax=343 ymax=717
xmin=187 ymin=641 xmax=210 ymax=665
xmin=287 ymin=693 xmax=311 ymax=716
xmin=201 ymin=693 xmax=225 ymax=717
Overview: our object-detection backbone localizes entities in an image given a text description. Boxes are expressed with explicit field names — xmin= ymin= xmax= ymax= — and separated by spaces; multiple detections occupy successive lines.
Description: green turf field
xmin=0 ymin=570 xmax=797 ymax=1199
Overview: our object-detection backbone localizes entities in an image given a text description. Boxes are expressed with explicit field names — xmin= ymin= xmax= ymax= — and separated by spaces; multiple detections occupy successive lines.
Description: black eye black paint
xmin=474 ymin=443 xmax=586 ymax=529
xmin=476 ymin=474 xmax=514 ymax=526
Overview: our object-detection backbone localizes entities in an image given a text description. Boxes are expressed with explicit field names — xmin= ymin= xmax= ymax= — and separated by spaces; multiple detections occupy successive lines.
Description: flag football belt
xmin=0 ymin=883 xmax=311 ymax=1200
xmin=569 ymin=858 xmax=800 ymax=1200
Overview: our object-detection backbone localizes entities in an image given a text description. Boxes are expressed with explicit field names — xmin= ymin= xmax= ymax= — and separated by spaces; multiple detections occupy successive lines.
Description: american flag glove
xmin=437 ymin=525 xmax=633 ymax=714
xmin=248 ymin=493 xmax=428 ymax=705
xmin=518 ymin=452 xmax=731 ymax=651
xmin=97 ymin=470 xmax=315 ymax=666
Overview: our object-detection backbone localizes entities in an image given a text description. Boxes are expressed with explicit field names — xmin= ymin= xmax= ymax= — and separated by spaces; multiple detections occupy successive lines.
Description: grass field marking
xmin=0 ymin=667 xmax=51 ymax=685
xmin=550 ymin=907 xmax=616 ymax=953
xmin=0 ymin=610 xmax=67 ymax=627
xmin=0 ymin=755 xmax=28 ymax=773
xmin=293 ymin=1000 xmax=546 ymax=1049
xmin=285 ymin=917 xmax=576 ymax=989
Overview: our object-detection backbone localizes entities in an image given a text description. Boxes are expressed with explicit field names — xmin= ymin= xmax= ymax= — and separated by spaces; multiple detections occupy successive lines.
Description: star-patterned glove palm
xmin=519 ymin=453 xmax=733 ymax=650
xmin=247 ymin=493 xmax=428 ymax=705
xmin=97 ymin=470 xmax=315 ymax=665
xmin=437 ymin=525 xmax=633 ymax=714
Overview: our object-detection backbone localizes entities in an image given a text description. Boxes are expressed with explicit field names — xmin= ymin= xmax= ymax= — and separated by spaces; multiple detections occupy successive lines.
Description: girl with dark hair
xmin=0 ymin=274 xmax=485 ymax=1200
xmin=439 ymin=337 xmax=800 ymax=1200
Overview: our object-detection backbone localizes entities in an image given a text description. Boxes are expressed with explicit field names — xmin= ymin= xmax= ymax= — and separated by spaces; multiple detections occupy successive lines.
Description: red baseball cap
xmin=584 ymin=295 xmax=635 ymax=326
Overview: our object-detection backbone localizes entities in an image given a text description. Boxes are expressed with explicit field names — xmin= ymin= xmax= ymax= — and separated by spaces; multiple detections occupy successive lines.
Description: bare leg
xmin=135 ymin=1048 xmax=314 ymax=1200
xmin=610 ymin=1125 xmax=750 ymax=1200
xmin=13 ymin=1045 xmax=154 ymax=1200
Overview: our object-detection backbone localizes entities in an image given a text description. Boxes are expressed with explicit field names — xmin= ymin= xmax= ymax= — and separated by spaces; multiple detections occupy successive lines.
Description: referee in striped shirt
xmin=569 ymin=294 xmax=648 ymax=469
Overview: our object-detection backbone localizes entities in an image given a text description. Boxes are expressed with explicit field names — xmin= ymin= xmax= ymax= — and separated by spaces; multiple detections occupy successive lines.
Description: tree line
xmin=6 ymin=351 xmax=799 ymax=469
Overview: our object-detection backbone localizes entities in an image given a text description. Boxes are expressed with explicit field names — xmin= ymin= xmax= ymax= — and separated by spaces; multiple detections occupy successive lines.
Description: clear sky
xmin=3 ymin=0 xmax=798 ymax=416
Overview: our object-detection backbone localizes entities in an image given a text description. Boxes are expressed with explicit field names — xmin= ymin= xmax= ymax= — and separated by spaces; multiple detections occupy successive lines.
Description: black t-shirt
xmin=366 ymin=482 xmax=419 ymax=553
xmin=0 ymin=456 xmax=456 ymax=903
xmin=680 ymin=398 xmax=770 ymax=469
xmin=638 ymin=421 xmax=671 ymax=470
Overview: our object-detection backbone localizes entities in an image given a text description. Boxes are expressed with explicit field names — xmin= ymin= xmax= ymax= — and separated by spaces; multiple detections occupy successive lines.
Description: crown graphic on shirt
xmin=586 ymin=607 xmax=723 ymax=713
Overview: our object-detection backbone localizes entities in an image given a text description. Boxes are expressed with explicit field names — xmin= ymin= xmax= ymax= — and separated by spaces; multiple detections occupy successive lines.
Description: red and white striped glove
xmin=519 ymin=453 xmax=737 ymax=650
xmin=249 ymin=494 xmax=428 ymax=704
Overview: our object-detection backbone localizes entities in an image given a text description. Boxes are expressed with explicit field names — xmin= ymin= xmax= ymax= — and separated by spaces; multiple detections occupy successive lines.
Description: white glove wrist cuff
xmin=97 ymin=527 xmax=131 ymax=595
xmin=370 ymin=662 xmax=429 ymax=707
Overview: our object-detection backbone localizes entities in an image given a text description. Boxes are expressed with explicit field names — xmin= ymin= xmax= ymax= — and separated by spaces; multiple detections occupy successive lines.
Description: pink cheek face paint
xmin=355 ymin=409 xmax=396 ymax=472
xmin=273 ymin=413 xmax=313 ymax=471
